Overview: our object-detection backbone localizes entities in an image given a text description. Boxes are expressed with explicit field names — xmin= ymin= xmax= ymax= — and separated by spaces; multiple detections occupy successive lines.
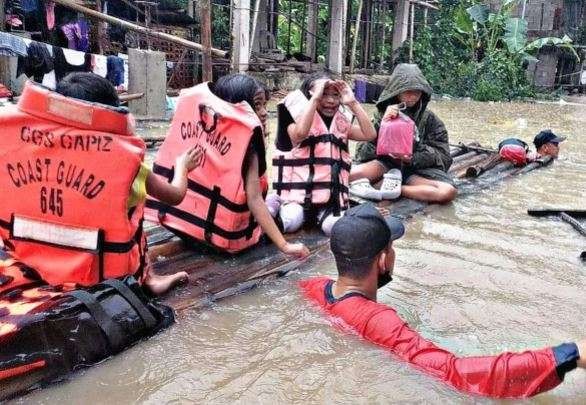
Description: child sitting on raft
xmin=145 ymin=74 xmax=309 ymax=259
xmin=269 ymin=73 xmax=377 ymax=235
xmin=0 ymin=73 xmax=196 ymax=296
xmin=56 ymin=73 xmax=200 ymax=295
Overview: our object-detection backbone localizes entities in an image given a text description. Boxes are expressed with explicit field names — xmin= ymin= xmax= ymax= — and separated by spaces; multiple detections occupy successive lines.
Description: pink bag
xmin=376 ymin=112 xmax=415 ymax=160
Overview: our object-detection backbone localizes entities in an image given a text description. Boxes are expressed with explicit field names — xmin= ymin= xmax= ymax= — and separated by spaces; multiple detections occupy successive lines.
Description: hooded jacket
xmin=355 ymin=64 xmax=452 ymax=171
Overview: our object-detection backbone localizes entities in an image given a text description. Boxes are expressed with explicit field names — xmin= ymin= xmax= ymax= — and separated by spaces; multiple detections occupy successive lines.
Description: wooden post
xmin=95 ymin=0 xmax=104 ymax=54
xmin=0 ymin=0 xmax=6 ymax=32
xmin=328 ymin=0 xmax=348 ymax=75
xmin=379 ymin=0 xmax=387 ymax=71
xmin=200 ymin=0 xmax=213 ymax=81
xmin=250 ymin=0 xmax=264 ymax=55
xmin=409 ymin=2 xmax=414 ymax=62
xmin=305 ymin=0 xmax=318 ymax=60
xmin=392 ymin=0 xmax=409 ymax=61
xmin=286 ymin=0 xmax=292 ymax=55
xmin=232 ymin=0 xmax=250 ymax=72
xmin=52 ymin=0 xmax=227 ymax=56
xmin=350 ymin=0 xmax=363 ymax=74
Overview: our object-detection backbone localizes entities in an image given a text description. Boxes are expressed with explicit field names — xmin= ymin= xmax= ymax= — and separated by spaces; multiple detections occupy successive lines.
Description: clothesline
xmin=0 ymin=31 xmax=128 ymax=91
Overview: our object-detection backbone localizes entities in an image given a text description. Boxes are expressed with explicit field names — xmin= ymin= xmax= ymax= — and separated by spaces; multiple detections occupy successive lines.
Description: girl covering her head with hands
xmin=269 ymin=72 xmax=377 ymax=235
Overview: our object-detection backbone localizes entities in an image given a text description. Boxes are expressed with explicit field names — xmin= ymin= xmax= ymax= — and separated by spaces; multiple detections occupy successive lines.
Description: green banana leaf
xmin=455 ymin=8 xmax=474 ymax=34
xmin=503 ymin=17 xmax=527 ymax=53
xmin=466 ymin=4 xmax=489 ymax=24
xmin=525 ymin=36 xmax=580 ymax=61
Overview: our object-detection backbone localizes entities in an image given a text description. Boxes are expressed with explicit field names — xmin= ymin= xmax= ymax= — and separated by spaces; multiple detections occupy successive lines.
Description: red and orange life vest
xmin=0 ymin=81 xmax=146 ymax=287
xmin=144 ymin=83 xmax=266 ymax=253
xmin=272 ymin=90 xmax=352 ymax=215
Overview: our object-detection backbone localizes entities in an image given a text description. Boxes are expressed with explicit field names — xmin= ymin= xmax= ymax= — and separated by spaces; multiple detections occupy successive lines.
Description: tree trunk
xmin=200 ymin=0 xmax=213 ymax=81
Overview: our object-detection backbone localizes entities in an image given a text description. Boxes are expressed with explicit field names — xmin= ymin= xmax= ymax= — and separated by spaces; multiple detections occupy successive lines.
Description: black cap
xmin=330 ymin=203 xmax=405 ymax=268
xmin=533 ymin=130 xmax=566 ymax=150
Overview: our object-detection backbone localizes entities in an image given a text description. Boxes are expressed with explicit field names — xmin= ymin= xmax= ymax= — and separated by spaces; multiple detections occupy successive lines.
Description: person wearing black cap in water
xmin=300 ymin=203 xmax=586 ymax=398
xmin=498 ymin=129 xmax=566 ymax=166
xmin=533 ymin=129 xmax=566 ymax=159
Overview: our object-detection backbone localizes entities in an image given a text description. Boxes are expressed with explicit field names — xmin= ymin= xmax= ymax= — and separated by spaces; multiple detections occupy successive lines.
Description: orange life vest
xmin=144 ymin=83 xmax=266 ymax=253
xmin=272 ymin=90 xmax=351 ymax=215
xmin=0 ymin=81 xmax=146 ymax=287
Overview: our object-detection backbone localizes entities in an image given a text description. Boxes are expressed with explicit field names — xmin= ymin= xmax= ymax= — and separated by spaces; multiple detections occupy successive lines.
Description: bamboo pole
xmin=0 ymin=0 xmax=5 ymax=32
xmin=249 ymin=0 xmax=261 ymax=59
xmin=52 ymin=0 xmax=227 ymax=57
xmin=378 ymin=0 xmax=388 ymax=72
xmin=409 ymin=2 xmax=414 ymax=63
xmin=200 ymin=0 xmax=213 ymax=81
xmin=349 ymin=0 xmax=364 ymax=74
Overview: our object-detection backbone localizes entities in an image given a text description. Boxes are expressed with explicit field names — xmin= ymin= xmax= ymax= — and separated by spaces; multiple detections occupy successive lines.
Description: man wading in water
xmin=300 ymin=203 xmax=586 ymax=399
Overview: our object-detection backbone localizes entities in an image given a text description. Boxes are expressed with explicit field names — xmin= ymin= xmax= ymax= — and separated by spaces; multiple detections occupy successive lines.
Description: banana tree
xmin=453 ymin=0 xmax=579 ymax=63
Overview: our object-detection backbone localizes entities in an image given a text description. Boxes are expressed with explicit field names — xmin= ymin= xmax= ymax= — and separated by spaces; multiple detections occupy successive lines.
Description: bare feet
xmin=144 ymin=271 xmax=188 ymax=296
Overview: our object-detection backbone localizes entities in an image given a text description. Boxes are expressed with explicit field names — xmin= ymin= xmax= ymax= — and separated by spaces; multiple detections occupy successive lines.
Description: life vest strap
xmin=68 ymin=289 xmax=125 ymax=352
xmin=299 ymin=133 xmax=349 ymax=152
xmin=152 ymin=164 xmax=249 ymax=213
xmin=272 ymin=181 xmax=349 ymax=193
xmin=272 ymin=157 xmax=351 ymax=171
xmin=102 ymin=278 xmax=157 ymax=330
xmin=145 ymin=199 xmax=257 ymax=240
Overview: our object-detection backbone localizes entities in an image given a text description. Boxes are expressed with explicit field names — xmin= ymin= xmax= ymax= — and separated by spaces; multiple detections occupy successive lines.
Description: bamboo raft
xmin=150 ymin=143 xmax=554 ymax=311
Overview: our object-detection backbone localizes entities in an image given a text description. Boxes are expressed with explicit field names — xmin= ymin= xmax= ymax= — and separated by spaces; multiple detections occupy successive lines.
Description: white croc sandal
xmin=349 ymin=178 xmax=383 ymax=201
xmin=380 ymin=169 xmax=402 ymax=200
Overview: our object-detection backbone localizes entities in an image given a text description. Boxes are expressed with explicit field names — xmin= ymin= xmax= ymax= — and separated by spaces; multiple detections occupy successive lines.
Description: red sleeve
xmin=363 ymin=309 xmax=562 ymax=398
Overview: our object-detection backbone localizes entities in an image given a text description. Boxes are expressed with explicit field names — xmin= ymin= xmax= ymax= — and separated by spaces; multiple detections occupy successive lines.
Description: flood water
xmin=16 ymin=100 xmax=586 ymax=404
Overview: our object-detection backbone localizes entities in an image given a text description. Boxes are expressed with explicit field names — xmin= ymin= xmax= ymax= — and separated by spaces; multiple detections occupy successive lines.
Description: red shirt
xmin=300 ymin=277 xmax=578 ymax=398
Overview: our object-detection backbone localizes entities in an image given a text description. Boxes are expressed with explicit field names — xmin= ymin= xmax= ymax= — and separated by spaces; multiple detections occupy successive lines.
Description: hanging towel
xmin=17 ymin=41 xmax=54 ymax=82
xmin=0 ymin=32 xmax=28 ymax=57
xmin=53 ymin=47 xmax=92 ymax=82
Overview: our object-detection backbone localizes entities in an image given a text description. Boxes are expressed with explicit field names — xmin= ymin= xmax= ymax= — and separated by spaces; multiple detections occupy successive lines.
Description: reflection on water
xmin=17 ymin=100 xmax=586 ymax=404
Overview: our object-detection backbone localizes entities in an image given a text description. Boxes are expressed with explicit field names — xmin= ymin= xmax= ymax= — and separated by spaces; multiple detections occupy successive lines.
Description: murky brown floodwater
xmin=15 ymin=100 xmax=586 ymax=404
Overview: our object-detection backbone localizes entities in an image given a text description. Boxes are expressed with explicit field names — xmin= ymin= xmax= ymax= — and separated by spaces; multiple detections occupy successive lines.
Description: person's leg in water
xmin=401 ymin=175 xmax=457 ymax=203
xmin=142 ymin=252 xmax=188 ymax=296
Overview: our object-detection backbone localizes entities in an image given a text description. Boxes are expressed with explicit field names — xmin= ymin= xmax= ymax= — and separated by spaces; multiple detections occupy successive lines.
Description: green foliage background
xmin=401 ymin=0 xmax=536 ymax=101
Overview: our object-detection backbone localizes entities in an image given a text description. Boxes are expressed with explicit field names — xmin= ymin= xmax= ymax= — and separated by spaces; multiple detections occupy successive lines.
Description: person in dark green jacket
xmin=351 ymin=64 xmax=457 ymax=203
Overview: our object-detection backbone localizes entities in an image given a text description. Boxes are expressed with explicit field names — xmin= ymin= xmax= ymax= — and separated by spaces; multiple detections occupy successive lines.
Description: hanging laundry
xmin=78 ymin=19 xmax=90 ymax=52
xmin=17 ymin=41 xmax=54 ymax=82
xmin=0 ymin=32 xmax=28 ymax=57
xmin=106 ymin=55 xmax=125 ymax=87
xmin=45 ymin=1 xmax=55 ymax=30
xmin=60 ymin=20 xmax=90 ymax=52
xmin=93 ymin=54 xmax=108 ymax=78
xmin=53 ymin=47 xmax=92 ymax=82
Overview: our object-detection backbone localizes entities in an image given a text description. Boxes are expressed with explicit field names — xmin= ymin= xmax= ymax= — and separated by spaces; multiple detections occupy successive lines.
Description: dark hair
xmin=299 ymin=71 xmax=333 ymax=98
xmin=56 ymin=72 xmax=120 ymax=107
xmin=213 ymin=74 xmax=264 ymax=107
